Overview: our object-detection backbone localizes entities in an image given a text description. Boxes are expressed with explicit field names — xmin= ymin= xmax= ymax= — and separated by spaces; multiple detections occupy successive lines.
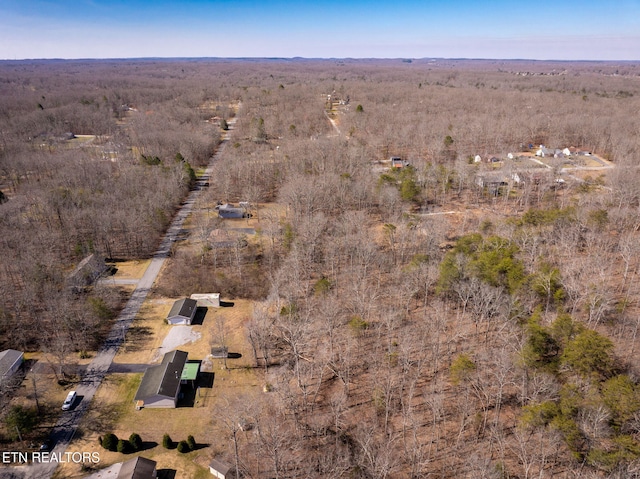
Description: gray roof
xmin=209 ymin=458 xmax=233 ymax=476
xmin=134 ymin=350 xmax=188 ymax=402
xmin=217 ymin=204 xmax=246 ymax=219
xmin=167 ymin=298 xmax=197 ymax=320
xmin=0 ymin=349 xmax=23 ymax=376
xmin=117 ymin=456 xmax=157 ymax=479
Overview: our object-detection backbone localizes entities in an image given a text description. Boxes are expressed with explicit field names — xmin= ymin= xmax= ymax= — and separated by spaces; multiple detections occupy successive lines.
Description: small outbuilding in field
xmin=209 ymin=458 xmax=233 ymax=479
xmin=134 ymin=350 xmax=189 ymax=409
xmin=190 ymin=293 xmax=220 ymax=308
xmin=167 ymin=298 xmax=197 ymax=325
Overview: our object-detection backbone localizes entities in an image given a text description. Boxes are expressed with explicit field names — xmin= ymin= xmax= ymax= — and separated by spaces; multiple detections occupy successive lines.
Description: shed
xmin=117 ymin=456 xmax=157 ymax=479
xmin=190 ymin=293 xmax=220 ymax=308
xmin=0 ymin=349 xmax=24 ymax=384
xmin=209 ymin=458 xmax=233 ymax=479
xmin=134 ymin=350 xmax=188 ymax=408
xmin=390 ymin=157 xmax=409 ymax=168
xmin=167 ymin=298 xmax=197 ymax=325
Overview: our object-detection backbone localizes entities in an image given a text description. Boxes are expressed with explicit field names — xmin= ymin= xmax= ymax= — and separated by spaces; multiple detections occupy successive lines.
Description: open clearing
xmin=56 ymin=296 xmax=261 ymax=478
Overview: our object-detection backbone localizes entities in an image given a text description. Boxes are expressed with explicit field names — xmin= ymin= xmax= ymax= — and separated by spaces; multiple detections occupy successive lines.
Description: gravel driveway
xmin=153 ymin=326 xmax=202 ymax=361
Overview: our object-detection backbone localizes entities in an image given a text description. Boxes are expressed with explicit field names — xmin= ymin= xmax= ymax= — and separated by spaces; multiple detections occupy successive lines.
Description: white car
xmin=62 ymin=391 xmax=77 ymax=410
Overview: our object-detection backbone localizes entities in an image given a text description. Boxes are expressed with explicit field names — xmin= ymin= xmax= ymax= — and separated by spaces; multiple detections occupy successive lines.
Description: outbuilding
xmin=190 ymin=293 xmax=220 ymax=308
xmin=167 ymin=298 xmax=197 ymax=325
xmin=209 ymin=458 xmax=233 ymax=479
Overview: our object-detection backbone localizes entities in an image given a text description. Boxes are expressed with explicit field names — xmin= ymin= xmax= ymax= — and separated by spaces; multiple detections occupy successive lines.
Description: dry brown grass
xmin=110 ymin=259 xmax=152 ymax=280
xmin=57 ymin=293 xmax=263 ymax=478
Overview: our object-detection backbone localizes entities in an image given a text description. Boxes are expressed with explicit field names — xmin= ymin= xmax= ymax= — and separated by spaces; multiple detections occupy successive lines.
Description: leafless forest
xmin=2 ymin=58 xmax=640 ymax=478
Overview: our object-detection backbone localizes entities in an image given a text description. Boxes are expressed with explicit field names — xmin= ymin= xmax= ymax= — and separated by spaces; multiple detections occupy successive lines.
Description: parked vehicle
xmin=62 ymin=390 xmax=77 ymax=410
xmin=39 ymin=438 xmax=52 ymax=451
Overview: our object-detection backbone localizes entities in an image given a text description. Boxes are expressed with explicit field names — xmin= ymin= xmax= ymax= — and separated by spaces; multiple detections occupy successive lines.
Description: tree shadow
xmin=220 ymin=301 xmax=235 ymax=307
xmin=140 ymin=440 xmax=158 ymax=451
xmin=191 ymin=307 xmax=208 ymax=326
xmin=125 ymin=325 xmax=154 ymax=352
xmin=157 ymin=469 xmax=177 ymax=479
xmin=191 ymin=442 xmax=210 ymax=451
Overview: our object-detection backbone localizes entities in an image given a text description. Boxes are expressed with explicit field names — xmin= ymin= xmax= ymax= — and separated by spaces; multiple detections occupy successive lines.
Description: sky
xmin=0 ymin=0 xmax=639 ymax=61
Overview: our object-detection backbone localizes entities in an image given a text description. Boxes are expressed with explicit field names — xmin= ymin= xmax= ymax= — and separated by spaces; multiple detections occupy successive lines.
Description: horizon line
xmin=1 ymin=56 xmax=639 ymax=64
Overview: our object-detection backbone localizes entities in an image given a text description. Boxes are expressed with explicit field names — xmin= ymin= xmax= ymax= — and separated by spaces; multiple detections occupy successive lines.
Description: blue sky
xmin=1 ymin=0 xmax=639 ymax=60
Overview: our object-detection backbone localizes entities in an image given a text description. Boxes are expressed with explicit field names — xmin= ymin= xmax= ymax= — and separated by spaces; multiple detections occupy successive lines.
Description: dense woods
xmin=3 ymin=58 xmax=640 ymax=477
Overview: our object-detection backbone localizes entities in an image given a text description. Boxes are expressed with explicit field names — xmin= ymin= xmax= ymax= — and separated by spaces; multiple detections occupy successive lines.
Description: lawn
xmin=56 ymin=295 xmax=263 ymax=478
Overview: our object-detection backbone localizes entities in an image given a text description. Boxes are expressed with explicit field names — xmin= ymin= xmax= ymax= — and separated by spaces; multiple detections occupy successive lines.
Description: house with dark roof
xmin=117 ymin=456 xmax=157 ymax=479
xmin=0 ymin=349 xmax=24 ymax=385
xmin=166 ymin=298 xmax=197 ymax=325
xmin=134 ymin=350 xmax=188 ymax=408
xmin=67 ymin=254 xmax=108 ymax=291
xmin=216 ymin=203 xmax=248 ymax=219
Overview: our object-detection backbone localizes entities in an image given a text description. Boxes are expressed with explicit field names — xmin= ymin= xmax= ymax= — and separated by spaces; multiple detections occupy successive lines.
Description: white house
xmin=166 ymin=298 xmax=197 ymax=325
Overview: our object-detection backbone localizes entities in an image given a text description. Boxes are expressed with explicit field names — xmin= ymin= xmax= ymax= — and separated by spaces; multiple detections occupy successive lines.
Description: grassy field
xmin=56 ymin=293 xmax=263 ymax=478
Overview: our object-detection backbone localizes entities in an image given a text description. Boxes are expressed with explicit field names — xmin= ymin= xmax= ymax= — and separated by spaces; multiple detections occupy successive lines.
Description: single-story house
xmin=67 ymin=254 xmax=108 ymax=290
xmin=117 ymin=456 xmax=157 ymax=479
xmin=134 ymin=350 xmax=188 ymax=409
xmin=167 ymin=298 xmax=197 ymax=325
xmin=209 ymin=458 xmax=233 ymax=479
xmin=190 ymin=293 xmax=220 ymax=308
xmin=0 ymin=349 xmax=24 ymax=385
xmin=216 ymin=203 xmax=248 ymax=219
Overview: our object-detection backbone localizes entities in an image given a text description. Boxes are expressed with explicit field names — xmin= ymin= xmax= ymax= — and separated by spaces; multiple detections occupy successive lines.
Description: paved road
xmin=6 ymin=120 xmax=236 ymax=479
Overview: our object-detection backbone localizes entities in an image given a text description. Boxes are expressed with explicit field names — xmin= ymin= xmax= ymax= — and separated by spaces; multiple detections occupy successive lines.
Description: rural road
xmin=7 ymin=119 xmax=236 ymax=479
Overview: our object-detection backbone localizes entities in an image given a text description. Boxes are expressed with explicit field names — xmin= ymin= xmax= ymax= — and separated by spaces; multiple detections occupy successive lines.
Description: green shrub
xmin=177 ymin=440 xmax=190 ymax=453
xmin=101 ymin=433 xmax=118 ymax=452
xmin=450 ymin=354 xmax=476 ymax=386
xmin=438 ymin=233 xmax=526 ymax=295
xmin=187 ymin=435 xmax=196 ymax=451
xmin=348 ymin=316 xmax=369 ymax=335
xmin=116 ymin=439 xmax=130 ymax=454
xmin=162 ymin=433 xmax=173 ymax=449
xmin=4 ymin=405 xmax=39 ymax=441
xmin=521 ymin=314 xmax=560 ymax=371
xmin=561 ymin=329 xmax=614 ymax=378
xmin=313 ymin=277 xmax=331 ymax=296
xmin=520 ymin=401 xmax=560 ymax=429
xmin=129 ymin=433 xmax=142 ymax=452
